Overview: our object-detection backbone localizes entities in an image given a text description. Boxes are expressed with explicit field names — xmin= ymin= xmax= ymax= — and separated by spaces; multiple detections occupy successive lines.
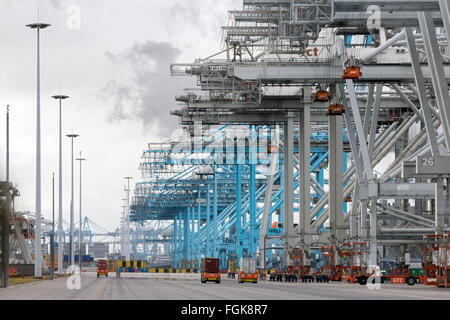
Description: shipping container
xmin=97 ymin=259 xmax=108 ymax=277
xmin=238 ymin=257 xmax=258 ymax=283
xmin=202 ymin=258 xmax=219 ymax=273
xmin=73 ymin=255 xmax=93 ymax=262
xmin=200 ymin=258 xmax=221 ymax=283
xmin=240 ymin=257 xmax=257 ymax=274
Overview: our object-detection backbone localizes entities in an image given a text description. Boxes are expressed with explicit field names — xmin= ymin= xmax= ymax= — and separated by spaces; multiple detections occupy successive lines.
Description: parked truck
xmin=355 ymin=264 xmax=424 ymax=286
xmin=201 ymin=258 xmax=221 ymax=283
xmin=238 ymin=257 xmax=258 ymax=283
xmin=97 ymin=259 xmax=108 ymax=277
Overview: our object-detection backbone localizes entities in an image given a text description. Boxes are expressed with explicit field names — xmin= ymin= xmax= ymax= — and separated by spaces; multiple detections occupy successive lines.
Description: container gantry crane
xmin=131 ymin=0 xmax=450 ymax=281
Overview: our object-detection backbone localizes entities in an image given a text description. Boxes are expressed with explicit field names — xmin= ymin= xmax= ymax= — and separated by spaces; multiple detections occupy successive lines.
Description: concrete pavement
xmin=0 ymin=276 xmax=449 ymax=300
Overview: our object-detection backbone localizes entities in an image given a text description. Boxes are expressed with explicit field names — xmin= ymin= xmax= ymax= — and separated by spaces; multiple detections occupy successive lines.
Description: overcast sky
xmin=0 ymin=0 xmax=241 ymax=232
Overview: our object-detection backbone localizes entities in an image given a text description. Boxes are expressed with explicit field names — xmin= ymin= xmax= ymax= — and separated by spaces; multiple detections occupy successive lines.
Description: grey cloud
xmin=101 ymin=41 xmax=191 ymax=138
xmin=166 ymin=0 xmax=240 ymax=39
xmin=102 ymin=81 xmax=138 ymax=122
xmin=48 ymin=0 xmax=63 ymax=9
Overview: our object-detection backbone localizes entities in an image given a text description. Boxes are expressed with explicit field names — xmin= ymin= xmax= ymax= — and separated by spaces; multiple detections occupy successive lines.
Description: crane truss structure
xmin=131 ymin=0 xmax=450 ymax=275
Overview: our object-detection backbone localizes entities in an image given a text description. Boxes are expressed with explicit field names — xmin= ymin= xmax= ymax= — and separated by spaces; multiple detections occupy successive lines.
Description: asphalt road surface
xmin=1 ymin=276 xmax=449 ymax=300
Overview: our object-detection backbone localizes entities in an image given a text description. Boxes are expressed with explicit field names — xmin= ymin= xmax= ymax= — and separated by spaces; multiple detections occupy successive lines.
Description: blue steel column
xmin=268 ymin=207 xmax=273 ymax=228
xmin=178 ymin=212 xmax=182 ymax=269
xmin=206 ymin=183 xmax=211 ymax=257
xmin=143 ymin=232 xmax=147 ymax=261
xmin=249 ymin=126 xmax=257 ymax=256
xmin=318 ymin=168 xmax=324 ymax=189
xmin=213 ymin=167 xmax=218 ymax=258
xmin=173 ymin=216 xmax=177 ymax=268
xmin=197 ymin=189 xmax=201 ymax=263
xmin=236 ymin=164 xmax=242 ymax=262
xmin=190 ymin=206 xmax=194 ymax=265
xmin=279 ymin=170 xmax=284 ymax=225
xmin=249 ymin=164 xmax=256 ymax=256
xmin=184 ymin=209 xmax=189 ymax=265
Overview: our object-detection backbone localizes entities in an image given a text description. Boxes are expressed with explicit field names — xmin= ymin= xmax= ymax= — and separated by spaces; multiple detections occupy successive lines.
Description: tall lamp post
xmin=26 ymin=22 xmax=51 ymax=279
xmin=76 ymin=152 xmax=86 ymax=272
xmin=124 ymin=177 xmax=133 ymax=261
xmin=50 ymin=173 xmax=55 ymax=280
xmin=1 ymin=105 xmax=11 ymax=287
xmin=66 ymin=133 xmax=79 ymax=266
xmin=52 ymin=94 xmax=69 ymax=275
xmin=120 ymin=204 xmax=128 ymax=260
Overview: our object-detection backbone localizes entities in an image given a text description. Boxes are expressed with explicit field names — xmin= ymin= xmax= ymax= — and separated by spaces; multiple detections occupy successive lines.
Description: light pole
xmin=66 ymin=133 xmax=79 ymax=266
xmin=27 ymin=21 xmax=51 ymax=279
xmin=76 ymin=152 xmax=86 ymax=272
xmin=124 ymin=177 xmax=133 ymax=261
xmin=50 ymin=173 xmax=55 ymax=280
xmin=52 ymin=94 xmax=69 ymax=275
xmin=120 ymin=203 xmax=128 ymax=260
xmin=1 ymin=105 xmax=11 ymax=287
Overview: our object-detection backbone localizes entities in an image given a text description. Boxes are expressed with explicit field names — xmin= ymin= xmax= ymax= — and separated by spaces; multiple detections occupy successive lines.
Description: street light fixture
xmin=50 ymin=173 xmax=55 ymax=280
xmin=1 ymin=105 xmax=11 ymax=287
xmin=124 ymin=177 xmax=133 ymax=261
xmin=27 ymin=22 xmax=51 ymax=279
xmin=52 ymin=94 xmax=69 ymax=275
xmin=66 ymin=133 xmax=79 ymax=266
xmin=76 ymin=152 xmax=86 ymax=272
xmin=120 ymin=204 xmax=128 ymax=259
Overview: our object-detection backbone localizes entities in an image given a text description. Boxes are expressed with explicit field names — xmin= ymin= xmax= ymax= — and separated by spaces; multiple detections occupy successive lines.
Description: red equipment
xmin=320 ymin=246 xmax=342 ymax=281
xmin=201 ymin=257 xmax=221 ymax=284
xmin=97 ymin=259 xmax=108 ymax=277
xmin=341 ymin=242 xmax=367 ymax=284
xmin=424 ymin=233 xmax=450 ymax=288
xmin=238 ymin=257 xmax=258 ymax=283
xmin=288 ymin=248 xmax=312 ymax=282
xmin=327 ymin=103 xmax=344 ymax=116
xmin=438 ymin=234 xmax=450 ymax=288
xmin=238 ymin=271 xmax=258 ymax=283
xmin=342 ymin=67 xmax=361 ymax=80
xmin=313 ymin=90 xmax=329 ymax=102
xmin=342 ymin=57 xmax=362 ymax=80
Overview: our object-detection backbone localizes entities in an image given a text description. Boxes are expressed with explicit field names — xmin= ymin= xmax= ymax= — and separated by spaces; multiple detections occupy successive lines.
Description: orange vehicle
xmin=355 ymin=270 xmax=423 ymax=286
xmin=238 ymin=271 xmax=258 ymax=283
xmin=320 ymin=246 xmax=343 ymax=281
xmin=97 ymin=259 xmax=108 ymax=277
xmin=327 ymin=102 xmax=344 ymax=116
xmin=340 ymin=242 xmax=366 ymax=283
xmin=342 ymin=67 xmax=361 ymax=80
xmin=342 ymin=57 xmax=362 ymax=80
xmin=424 ymin=233 xmax=450 ymax=288
xmin=201 ymin=258 xmax=221 ymax=284
xmin=9 ymin=267 xmax=18 ymax=277
xmin=46 ymin=261 xmax=59 ymax=271
xmin=313 ymin=90 xmax=329 ymax=102
xmin=238 ymin=257 xmax=258 ymax=283
xmin=286 ymin=248 xmax=311 ymax=282
xmin=354 ymin=256 xmax=424 ymax=286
